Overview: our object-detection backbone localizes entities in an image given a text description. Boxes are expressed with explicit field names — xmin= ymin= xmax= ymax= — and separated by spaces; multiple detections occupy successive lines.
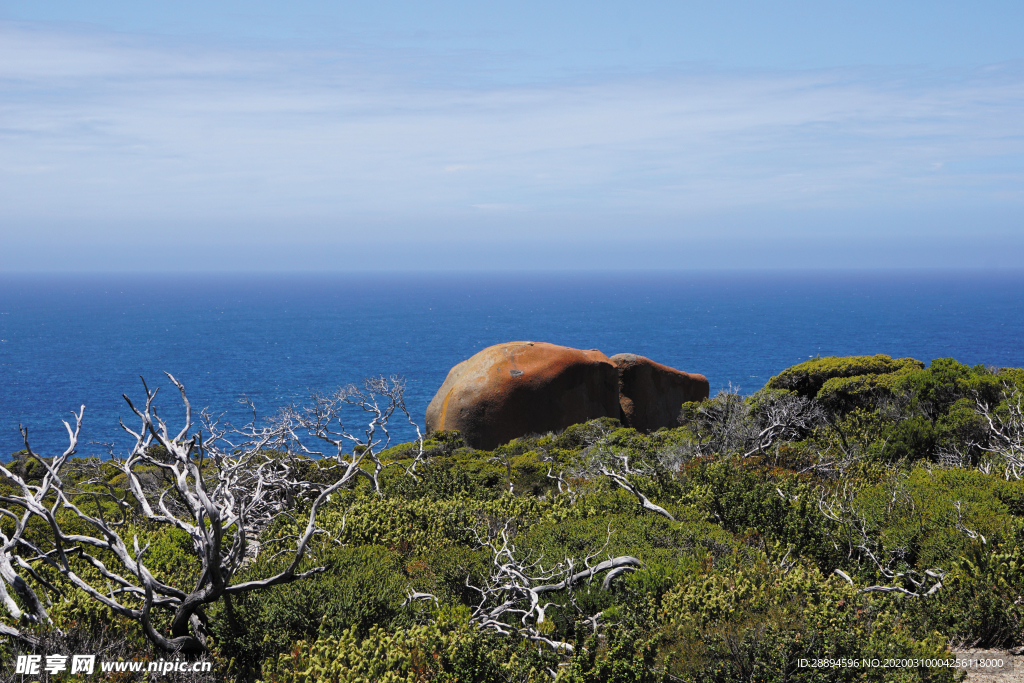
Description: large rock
xmin=425 ymin=341 xmax=620 ymax=450
xmin=610 ymin=353 xmax=709 ymax=432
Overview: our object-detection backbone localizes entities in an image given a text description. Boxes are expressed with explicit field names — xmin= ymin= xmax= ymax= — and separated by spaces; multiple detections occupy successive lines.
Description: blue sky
xmin=1 ymin=1 xmax=1023 ymax=270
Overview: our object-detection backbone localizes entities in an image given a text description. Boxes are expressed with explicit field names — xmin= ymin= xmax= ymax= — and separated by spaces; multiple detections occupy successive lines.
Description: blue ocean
xmin=2 ymin=270 xmax=1023 ymax=458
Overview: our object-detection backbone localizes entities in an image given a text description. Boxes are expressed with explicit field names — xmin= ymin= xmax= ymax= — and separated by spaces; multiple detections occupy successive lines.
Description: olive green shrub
xmin=658 ymin=560 xmax=955 ymax=683
xmin=927 ymin=543 xmax=1024 ymax=648
xmin=563 ymin=625 xmax=665 ymax=683
xmin=766 ymin=355 xmax=924 ymax=399
xmin=258 ymin=616 xmax=552 ymax=683
xmin=211 ymin=545 xmax=409 ymax=674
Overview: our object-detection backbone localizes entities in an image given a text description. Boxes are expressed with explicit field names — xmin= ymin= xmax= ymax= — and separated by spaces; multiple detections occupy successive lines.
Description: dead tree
xmin=818 ymin=478 xmax=944 ymax=597
xmin=952 ymin=500 xmax=987 ymax=544
xmin=545 ymin=468 xmax=577 ymax=502
xmin=280 ymin=375 xmax=427 ymax=493
xmin=798 ymin=415 xmax=884 ymax=479
xmin=0 ymin=412 xmax=84 ymax=644
xmin=465 ymin=522 xmax=641 ymax=654
xmin=974 ymin=386 xmax=1024 ymax=480
xmin=744 ymin=391 xmax=823 ymax=458
xmin=679 ymin=387 xmax=753 ymax=457
xmin=4 ymin=375 xmax=389 ymax=654
xmin=680 ymin=388 xmax=822 ymax=465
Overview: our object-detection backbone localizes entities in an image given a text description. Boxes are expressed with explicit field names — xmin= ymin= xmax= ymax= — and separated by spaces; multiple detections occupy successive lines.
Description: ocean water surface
xmin=2 ymin=270 xmax=1023 ymax=458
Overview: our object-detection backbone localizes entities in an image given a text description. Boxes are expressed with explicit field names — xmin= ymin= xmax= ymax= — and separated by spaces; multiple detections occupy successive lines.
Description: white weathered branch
xmin=819 ymin=479 xmax=944 ymax=598
xmin=280 ymin=376 xmax=430 ymax=494
xmin=744 ymin=392 xmax=822 ymax=458
xmin=2 ymin=374 xmax=430 ymax=654
xmin=599 ymin=460 xmax=676 ymax=522
xmin=464 ymin=521 xmax=640 ymax=655
xmin=974 ymin=386 xmax=1024 ymax=480
xmin=0 ymin=406 xmax=85 ymax=639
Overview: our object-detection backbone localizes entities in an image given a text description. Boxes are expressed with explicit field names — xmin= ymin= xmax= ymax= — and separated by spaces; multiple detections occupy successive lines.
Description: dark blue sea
xmin=2 ymin=270 xmax=1023 ymax=458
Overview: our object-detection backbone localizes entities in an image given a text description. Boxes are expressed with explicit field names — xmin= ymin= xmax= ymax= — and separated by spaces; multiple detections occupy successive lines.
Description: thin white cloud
xmin=1 ymin=20 xmax=1022 ymax=247
xmin=471 ymin=203 xmax=526 ymax=211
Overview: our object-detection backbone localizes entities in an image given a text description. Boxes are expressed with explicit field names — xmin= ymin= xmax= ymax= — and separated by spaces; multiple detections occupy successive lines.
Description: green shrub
xmin=876 ymin=416 xmax=937 ymax=462
xmin=766 ymin=355 xmax=924 ymax=399
xmin=846 ymin=468 xmax=1018 ymax=573
xmin=815 ymin=360 xmax=924 ymax=413
xmin=894 ymin=358 xmax=1002 ymax=419
xmin=313 ymin=493 xmax=547 ymax=551
xmin=563 ymin=625 xmax=665 ymax=683
xmin=658 ymin=561 xmax=955 ymax=683
xmin=258 ymin=618 xmax=550 ymax=683
xmin=926 ymin=543 xmax=1024 ymax=648
xmin=381 ymin=459 xmax=488 ymax=500
xmin=211 ymin=545 xmax=408 ymax=674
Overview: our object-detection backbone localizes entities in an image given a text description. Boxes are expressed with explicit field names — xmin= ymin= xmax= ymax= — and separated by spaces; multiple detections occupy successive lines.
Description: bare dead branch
xmin=545 ymin=468 xmax=576 ymax=502
xmin=817 ymin=476 xmax=944 ymax=598
xmin=744 ymin=392 xmax=823 ymax=458
xmin=599 ymin=467 xmax=675 ymax=522
xmin=0 ymin=375 xmax=427 ymax=654
xmin=974 ymin=386 xmax=1024 ymax=480
xmin=464 ymin=521 xmax=640 ymax=655
xmin=279 ymin=375 xmax=430 ymax=494
xmin=0 ymin=406 xmax=85 ymax=639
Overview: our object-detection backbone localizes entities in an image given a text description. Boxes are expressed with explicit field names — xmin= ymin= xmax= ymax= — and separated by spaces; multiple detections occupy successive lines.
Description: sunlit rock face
xmin=426 ymin=342 xmax=709 ymax=449
xmin=610 ymin=353 xmax=709 ymax=432
xmin=425 ymin=341 xmax=620 ymax=450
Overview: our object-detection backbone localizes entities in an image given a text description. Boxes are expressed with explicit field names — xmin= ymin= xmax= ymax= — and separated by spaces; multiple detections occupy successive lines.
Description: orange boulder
xmin=610 ymin=353 xmax=709 ymax=432
xmin=425 ymin=341 xmax=620 ymax=450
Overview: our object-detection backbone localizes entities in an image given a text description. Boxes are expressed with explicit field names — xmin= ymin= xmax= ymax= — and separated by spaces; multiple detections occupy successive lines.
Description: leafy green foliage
xmin=766 ymin=355 xmax=924 ymax=399
xmin=257 ymin=616 xmax=552 ymax=683
xmin=211 ymin=545 xmax=409 ymax=674
xmin=564 ymin=626 xmax=665 ymax=683
xmin=927 ymin=542 xmax=1024 ymax=648
xmin=659 ymin=561 xmax=955 ymax=682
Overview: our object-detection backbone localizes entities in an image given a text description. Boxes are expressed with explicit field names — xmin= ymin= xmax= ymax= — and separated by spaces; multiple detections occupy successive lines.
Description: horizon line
xmin=3 ymin=265 xmax=1024 ymax=276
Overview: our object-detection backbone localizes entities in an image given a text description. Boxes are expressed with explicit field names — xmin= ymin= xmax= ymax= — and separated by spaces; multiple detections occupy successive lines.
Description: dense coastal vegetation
xmin=2 ymin=356 xmax=1023 ymax=682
